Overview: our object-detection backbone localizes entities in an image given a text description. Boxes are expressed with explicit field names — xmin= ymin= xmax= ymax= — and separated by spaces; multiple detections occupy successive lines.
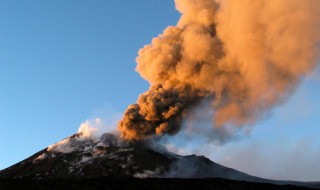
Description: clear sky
xmin=0 ymin=1 xmax=319 ymax=181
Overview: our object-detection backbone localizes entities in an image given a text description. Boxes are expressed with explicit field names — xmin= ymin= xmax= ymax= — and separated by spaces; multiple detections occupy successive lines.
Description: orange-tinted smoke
xmin=118 ymin=0 xmax=320 ymax=140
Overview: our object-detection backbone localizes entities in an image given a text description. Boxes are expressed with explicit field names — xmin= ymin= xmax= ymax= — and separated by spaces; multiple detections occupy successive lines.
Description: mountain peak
xmin=0 ymin=133 xmax=175 ymax=179
xmin=1 ymin=133 xmax=319 ymax=189
xmin=0 ymin=132 xmax=246 ymax=180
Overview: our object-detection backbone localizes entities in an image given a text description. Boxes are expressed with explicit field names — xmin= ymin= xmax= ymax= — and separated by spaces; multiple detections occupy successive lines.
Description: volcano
xmin=0 ymin=133 xmax=319 ymax=189
xmin=0 ymin=133 xmax=257 ymax=180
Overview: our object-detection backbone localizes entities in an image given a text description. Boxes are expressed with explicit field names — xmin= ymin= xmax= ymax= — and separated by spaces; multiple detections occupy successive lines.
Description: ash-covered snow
xmin=47 ymin=133 xmax=101 ymax=154
xmin=28 ymin=133 xmax=153 ymax=178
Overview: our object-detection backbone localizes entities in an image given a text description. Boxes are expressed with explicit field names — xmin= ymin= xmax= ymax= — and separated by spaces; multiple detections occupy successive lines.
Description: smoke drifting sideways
xmin=118 ymin=0 xmax=320 ymax=141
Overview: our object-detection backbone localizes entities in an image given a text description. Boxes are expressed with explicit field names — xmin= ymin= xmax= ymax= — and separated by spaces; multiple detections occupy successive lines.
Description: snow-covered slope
xmin=0 ymin=133 xmax=319 ymax=189
xmin=0 ymin=133 xmax=169 ymax=179
xmin=0 ymin=133 xmax=253 ymax=180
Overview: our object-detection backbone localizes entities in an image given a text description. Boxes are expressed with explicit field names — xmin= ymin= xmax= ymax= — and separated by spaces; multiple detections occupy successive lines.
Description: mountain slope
xmin=0 ymin=133 xmax=319 ymax=189
xmin=0 ymin=133 xmax=254 ymax=180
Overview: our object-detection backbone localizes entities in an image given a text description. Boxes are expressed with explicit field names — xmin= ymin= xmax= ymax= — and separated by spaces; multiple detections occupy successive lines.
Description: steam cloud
xmin=118 ymin=0 xmax=320 ymax=140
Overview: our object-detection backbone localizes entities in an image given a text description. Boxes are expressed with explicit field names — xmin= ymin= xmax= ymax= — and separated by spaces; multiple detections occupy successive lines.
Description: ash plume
xmin=118 ymin=0 xmax=320 ymax=140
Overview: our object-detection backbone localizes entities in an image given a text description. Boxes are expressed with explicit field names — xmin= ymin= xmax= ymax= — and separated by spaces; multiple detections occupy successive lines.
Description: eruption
xmin=118 ymin=0 xmax=320 ymax=140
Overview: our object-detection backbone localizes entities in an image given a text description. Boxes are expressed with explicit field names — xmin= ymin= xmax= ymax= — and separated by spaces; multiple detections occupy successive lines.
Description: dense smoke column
xmin=118 ymin=0 xmax=320 ymax=140
xmin=118 ymin=84 xmax=202 ymax=140
xmin=118 ymin=0 xmax=221 ymax=140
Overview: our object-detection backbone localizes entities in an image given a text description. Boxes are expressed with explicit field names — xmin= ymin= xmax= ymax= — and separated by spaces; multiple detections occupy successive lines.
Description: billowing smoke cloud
xmin=118 ymin=0 xmax=320 ymax=140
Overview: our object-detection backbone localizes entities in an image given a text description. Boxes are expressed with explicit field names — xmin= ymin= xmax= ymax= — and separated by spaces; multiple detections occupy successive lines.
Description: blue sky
xmin=0 ymin=0 xmax=178 ymax=169
xmin=0 ymin=1 xmax=319 ymax=181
